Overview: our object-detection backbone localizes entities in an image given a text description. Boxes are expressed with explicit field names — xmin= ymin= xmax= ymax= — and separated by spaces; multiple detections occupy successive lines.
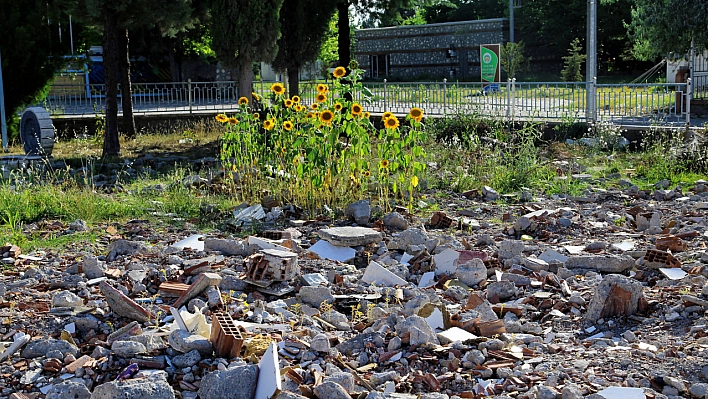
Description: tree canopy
xmin=0 ymin=0 xmax=67 ymax=138
xmin=272 ymin=0 xmax=338 ymax=96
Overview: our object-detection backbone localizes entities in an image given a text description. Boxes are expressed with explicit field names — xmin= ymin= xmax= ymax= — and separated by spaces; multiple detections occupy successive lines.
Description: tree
xmin=58 ymin=0 xmax=195 ymax=156
xmin=561 ymin=38 xmax=586 ymax=82
xmin=272 ymin=0 xmax=338 ymax=96
xmin=500 ymin=41 xmax=530 ymax=79
xmin=209 ymin=0 xmax=284 ymax=104
xmin=0 ymin=0 xmax=66 ymax=139
xmin=628 ymin=0 xmax=708 ymax=60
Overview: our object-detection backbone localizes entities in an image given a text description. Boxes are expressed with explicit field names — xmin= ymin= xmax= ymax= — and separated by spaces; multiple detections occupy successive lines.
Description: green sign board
xmin=480 ymin=44 xmax=500 ymax=83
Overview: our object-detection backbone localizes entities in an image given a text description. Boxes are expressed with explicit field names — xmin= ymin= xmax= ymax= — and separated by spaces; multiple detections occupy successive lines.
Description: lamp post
xmin=586 ymin=0 xmax=597 ymax=124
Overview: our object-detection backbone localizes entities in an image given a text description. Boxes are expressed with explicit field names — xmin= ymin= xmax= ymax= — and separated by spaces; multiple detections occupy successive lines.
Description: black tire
xmin=20 ymin=107 xmax=55 ymax=156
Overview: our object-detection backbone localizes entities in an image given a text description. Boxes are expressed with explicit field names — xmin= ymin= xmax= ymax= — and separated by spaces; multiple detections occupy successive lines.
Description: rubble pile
xmin=2 ymin=180 xmax=708 ymax=399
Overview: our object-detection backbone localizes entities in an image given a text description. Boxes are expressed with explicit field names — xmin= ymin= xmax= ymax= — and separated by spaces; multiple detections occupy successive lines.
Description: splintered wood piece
xmin=476 ymin=320 xmax=506 ymax=337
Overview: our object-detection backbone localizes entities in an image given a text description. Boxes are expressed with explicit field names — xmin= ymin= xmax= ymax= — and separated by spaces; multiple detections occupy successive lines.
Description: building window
xmin=370 ymin=54 xmax=390 ymax=78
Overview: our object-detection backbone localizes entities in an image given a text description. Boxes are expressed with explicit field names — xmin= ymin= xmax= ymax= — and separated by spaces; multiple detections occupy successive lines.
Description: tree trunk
xmin=337 ymin=1 xmax=351 ymax=68
xmin=102 ymin=9 xmax=121 ymax=157
xmin=119 ymin=28 xmax=137 ymax=139
xmin=168 ymin=39 xmax=180 ymax=82
xmin=287 ymin=67 xmax=299 ymax=97
xmin=239 ymin=58 xmax=253 ymax=104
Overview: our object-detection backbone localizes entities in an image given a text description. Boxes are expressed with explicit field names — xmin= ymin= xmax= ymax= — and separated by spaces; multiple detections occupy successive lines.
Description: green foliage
xmin=561 ymin=38 xmax=585 ymax=82
xmin=272 ymin=0 xmax=338 ymax=94
xmin=0 ymin=0 xmax=67 ymax=139
xmin=628 ymin=0 xmax=708 ymax=60
xmin=500 ymin=41 xmax=530 ymax=79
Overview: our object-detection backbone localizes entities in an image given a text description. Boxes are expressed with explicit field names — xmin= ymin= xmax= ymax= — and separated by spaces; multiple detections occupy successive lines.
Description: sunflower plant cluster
xmin=217 ymin=64 xmax=427 ymax=213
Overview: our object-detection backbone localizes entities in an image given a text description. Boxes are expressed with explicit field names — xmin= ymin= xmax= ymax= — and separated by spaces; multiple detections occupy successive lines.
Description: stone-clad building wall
xmin=355 ymin=19 xmax=508 ymax=81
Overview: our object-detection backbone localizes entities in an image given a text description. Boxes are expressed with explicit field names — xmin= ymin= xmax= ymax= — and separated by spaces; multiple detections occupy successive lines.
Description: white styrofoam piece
xmin=611 ymin=240 xmax=635 ymax=252
xmin=437 ymin=327 xmax=478 ymax=344
xmin=418 ymin=272 xmax=436 ymax=288
xmin=659 ymin=267 xmax=687 ymax=280
xmin=564 ymin=245 xmax=585 ymax=255
xmin=64 ymin=322 xmax=76 ymax=334
xmin=425 ymin=307 xmax=445 ymax=332
xmin=597 ymin=387 xmax=645 ymax=399
xmin=400 ymin=252 xmax=414 ymax=266
xmin=308 ymin=240 xmax=355 ymax=262
xmin=254 ymin=342 xmax=282 ymax=399
xmin=361 ymin=261 xmax=408 ymax=287
xmin=434 ymin=248 xmax=460 ymax=276
xmin=171 ymin=234 xmax=205 ymax=251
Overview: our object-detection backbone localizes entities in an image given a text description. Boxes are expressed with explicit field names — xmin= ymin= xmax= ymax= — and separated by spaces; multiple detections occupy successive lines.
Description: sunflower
xmin=228 ymin=117 xmax=239 ymax=125
xmin=253 ymin=113 xmax=260 ymax=119
xmin=238 ymin=97 xmax=249 ymax=106
xmin=409 ymin=107 xmax=424 ymax=122
xmin=333 ymin=66 xmax=346 ymax=78
xmin=251 ymin=92 xmax=261 ymax=101
xmin=215 ymin=114 xmax=228 ymax=123
xmin=334 ymin=103 xmax=343 ymax=112
xmin=285 ymin=99 xmax=294 ymax=108
xmin=364 ymin=170 xmax=371 ymax=177
xmin=292 ymin=156 xmax=300 ymax=165
xmin=384 ymin=115 xmax=400 ymax=129
xmin=351 ymin=103 xmax=363 ymax=116
xmin=263 ymin=118 xmax=276 ymax=131
xmin=363 ymin=111 xmax=371 ymax=119
xmin=295 ymin=105 xmax=304 ymax=112
xmin=283 ymin=121 xmax=294 ymax=131
xmin=382 ymin=111 xmax=394 ymax=120
xmin=315 ymin=93 xmax=327 ymax=103
xmin=311 ymin=103 xmax=319 ymax=110
xmin=380 ymin=159 xmax=390 ymax=168
xmin=270 ymin=83 xmax=286 ymax=95
xmin=320 ymin=110 xmax=335 ymax=125
xmin=306 ymin=112 xmax=314 ymax=118
xmin=411 ymin=175 xmax=419 ymax=187
xmin=316 ymin=83 xmax=329 ymax=93
xmin=292 ymin=95 xmax=301 ymax=103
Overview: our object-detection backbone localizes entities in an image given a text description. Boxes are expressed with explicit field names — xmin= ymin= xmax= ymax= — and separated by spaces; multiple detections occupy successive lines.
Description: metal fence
xmin=43 ymin=79 xmax=692 ymax=126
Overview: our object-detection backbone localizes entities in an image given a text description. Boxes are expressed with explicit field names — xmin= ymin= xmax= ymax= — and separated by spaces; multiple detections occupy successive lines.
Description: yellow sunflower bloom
xmin=270 ymin=83 xmax=286 ymax=95
xmin=311 ymin=103 xmax=319 ymax=110
xmin=263 ymin=118 xmax=276 ymax=131
xmin=409 ymin=107 xmax=424 ymax=122
xmin=384 ymin=115 xmax=400 ymax=129
xmin=253 ymin=113 xmax=260 ymax=119
xmin=251 ymin=92 xmax=261 ymax=101
xmin=285 ymin=99 xmax=293 ymax=108
xmin=238 ymin=97 xmax=249 ymax=106
xmin=382 ymin=111 xmax=394 ymax=120
xmin=334 ymin=103 xmax=343 ymax=112
xmin=283 ymin=121 xmax=294 ymax=131
xmin=228 ymin=117 xmax=239 ymax=125
xmin=363 ymin=111 xmax=371 ymax=119
xmin=320 ymin=110 xmax=335 ymax=125
xmin=306 ymin=112 xmax=314 ymax=118
xmin=364 ymin=170 xmax=371 ymax=177
xmin=315 ymin=93 xmax=327 ymax=103
xmin=333 ymin=66 xmax=346 ymax=78
xmin=351 ymin=103 xmax=363 ymax=116
xmin=380 ymin=159 xmax=390 ymax=168
xmin=316 ymin=83 xmax=329 ymax=93
xmin=215 ymin=114 xmax=228 ymax=123
xmin=292 ymin=96 xmax=301 ymax=103
xmin=295 ymin=105 xmax=304 ymax=112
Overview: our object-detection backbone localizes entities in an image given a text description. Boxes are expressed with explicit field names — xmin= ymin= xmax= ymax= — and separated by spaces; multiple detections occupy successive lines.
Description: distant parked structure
xmin=354 ymin=19 xmax=508 ymax=81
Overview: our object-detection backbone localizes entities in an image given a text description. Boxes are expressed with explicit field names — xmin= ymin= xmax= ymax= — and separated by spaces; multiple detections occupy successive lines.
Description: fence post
xmin=188 ymin=79 xmax=193 ymax=114
xmin=443 ymin=78 xmax=447 ymax=115
xmin=383 ymin=79 xmax=387 ymax=112
xmin=511 ymin=78 xmax=516 ymax=123
xmin=506 ymin=79 xmax=511 ymax=119
xmin=686 ymin=78 xmax=692 ymax=127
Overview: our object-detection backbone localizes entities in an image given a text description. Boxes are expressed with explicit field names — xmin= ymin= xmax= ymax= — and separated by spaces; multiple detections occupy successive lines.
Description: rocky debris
xmin=345 ymin=200 xmax=371 ymax=225
xmin=6 ymin=180 xmax=708 ymax=399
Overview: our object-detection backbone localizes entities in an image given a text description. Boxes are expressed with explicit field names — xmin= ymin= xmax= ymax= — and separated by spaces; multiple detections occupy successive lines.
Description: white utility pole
xmin=586 ymin=0 xmax=597 ymax=124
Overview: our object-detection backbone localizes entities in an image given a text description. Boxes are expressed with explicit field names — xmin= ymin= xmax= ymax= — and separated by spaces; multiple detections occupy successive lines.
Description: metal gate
xmin=692 ymin=49 xmax=708 ymax=100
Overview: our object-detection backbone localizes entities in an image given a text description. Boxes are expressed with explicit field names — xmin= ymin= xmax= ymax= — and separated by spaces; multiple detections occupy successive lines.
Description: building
xmin=354 ymin=19 xmax=508 ymax=81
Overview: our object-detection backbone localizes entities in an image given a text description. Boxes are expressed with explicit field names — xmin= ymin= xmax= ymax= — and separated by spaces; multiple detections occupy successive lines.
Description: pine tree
xmin=272 ymin=0 xmax=338 ymax=96
xmin=561 ymin=38 xmax=586 ymax=82
xmin=209 ymin=0 xmax=284 ymax=103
